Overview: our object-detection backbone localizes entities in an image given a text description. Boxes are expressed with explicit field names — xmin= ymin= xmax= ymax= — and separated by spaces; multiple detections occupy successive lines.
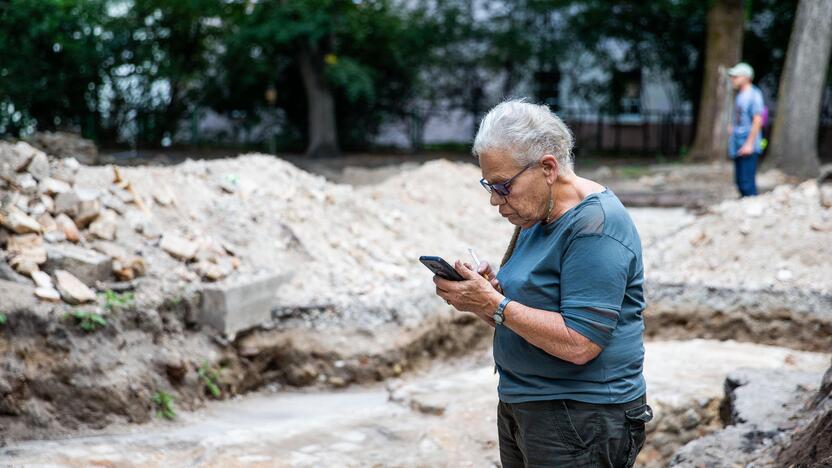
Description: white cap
xmin=728 ymin=62 xmax=754 ymax=79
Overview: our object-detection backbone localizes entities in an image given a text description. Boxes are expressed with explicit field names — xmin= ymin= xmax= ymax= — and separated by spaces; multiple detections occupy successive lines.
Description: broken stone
xmin=92 ymin=240 xmax=130 ymax=261
xmin=73 ymin=199 xmax=100 ymax=228
xmin=28 ymin=202 xmax=46 ymax=217
xmin=25 ymin=151 xmax=50 ymax=181
xmin=43 ymin=244 xmax=112 ymax=286
xmin=193 ymin=260 xmax=225 ymax=281
xmin=8 ymin=255 xmax=41 ymax=276
xmin=43 ymin=230 xmax=66 ymax=243
xmin=111 ymin=186 xmax=135 ymax=204
xmin=88 ymin=209 xmax=118 ymax=241
xmin=160 ymin=234 xmax=198 ymax=261
xmin=1 ymin=208 xmax=42 ymax=234
xmin=48 ymin=159 xmax=78 ymax=184
xmin=39 ymin=178 xmax=71 ymax=196
xmin=99 ymin=192 xmax=126 ymax=214
xmin=54 ymin=213 xmax=80 ymax=242
xmin=34 ymin=286 xmax=61 ymax=302
xmin=30 ymin=270 xmax=53 ymax=289
xmin=6 ymin=233 xmax=44 ymax=255
xmin=54 ymin=269 xmax=96 ymax=304
xmin=14 ymin=173 xmax=37 ymax=194
xmin=36 ymin=212 xmax=57 ymax=232
xmin=54 ymin=191 xmax=81 ymax=217
xmin=39 ymin=194 xmax=55 ymax=213
xmin=821 ymin=185 xmax=832 ymax=209
xmin=6 ymin=141 xmax=39 ymax=171
xmin=153 ymin=186 xmax=175 ymax=206
xmin=776 ymin=269 xmax=793 ymax=282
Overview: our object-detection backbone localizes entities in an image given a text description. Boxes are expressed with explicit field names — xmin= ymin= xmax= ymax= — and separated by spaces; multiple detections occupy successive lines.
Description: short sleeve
xmin=749 ymin=91 xmax=764 ymax=117
xmin=559 ymin=234 xmax=633 ymax=348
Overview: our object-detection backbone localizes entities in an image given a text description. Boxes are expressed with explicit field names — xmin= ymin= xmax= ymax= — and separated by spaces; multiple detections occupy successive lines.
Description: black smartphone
xmin=419 ymin=256 xmax=465 ymax=281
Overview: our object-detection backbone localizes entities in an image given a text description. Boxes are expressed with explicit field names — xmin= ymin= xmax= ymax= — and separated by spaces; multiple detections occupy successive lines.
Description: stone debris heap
xmin=646 ymin=174 xmax=832 ymax=293
xmin=0 ymin=140 xmax=242 ymax=305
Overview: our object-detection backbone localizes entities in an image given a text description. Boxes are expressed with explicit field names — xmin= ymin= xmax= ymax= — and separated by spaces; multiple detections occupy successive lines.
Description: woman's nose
xmin=490 ymin=191 xmax=505 ymax=206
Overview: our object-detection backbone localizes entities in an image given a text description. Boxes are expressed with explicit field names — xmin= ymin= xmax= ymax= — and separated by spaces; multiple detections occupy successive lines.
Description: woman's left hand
xmin=434 ymin=260 xmax=503 ymax=326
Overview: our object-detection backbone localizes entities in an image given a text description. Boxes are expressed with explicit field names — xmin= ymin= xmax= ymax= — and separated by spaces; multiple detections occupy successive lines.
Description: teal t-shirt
xmin=494 ymin=189 xmax=646 ymax=404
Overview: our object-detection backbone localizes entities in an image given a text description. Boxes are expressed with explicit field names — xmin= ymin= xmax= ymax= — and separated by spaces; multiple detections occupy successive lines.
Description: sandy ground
xmin=3 ymin=340 xmax=827 ymax=468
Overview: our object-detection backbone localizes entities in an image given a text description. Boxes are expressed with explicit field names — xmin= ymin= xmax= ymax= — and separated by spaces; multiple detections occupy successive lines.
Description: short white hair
xmin=472 ymin=99 xmax=574 ymax=173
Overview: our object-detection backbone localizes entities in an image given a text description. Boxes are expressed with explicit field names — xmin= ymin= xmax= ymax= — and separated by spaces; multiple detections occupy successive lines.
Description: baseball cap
xmin=728 ymin=62 xmax=754 ymax=79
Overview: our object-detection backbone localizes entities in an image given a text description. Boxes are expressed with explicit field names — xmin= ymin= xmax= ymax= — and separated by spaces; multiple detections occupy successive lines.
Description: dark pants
xmin=497 ymin=395 xmax=652 ymax=468
xmin=734 ymin=153 xmax=759 ymax=197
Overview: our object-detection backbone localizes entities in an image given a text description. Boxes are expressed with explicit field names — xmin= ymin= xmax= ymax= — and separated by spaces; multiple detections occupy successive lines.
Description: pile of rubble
xmin=0 ymin=140 xmax=244 ymax=306
xmin=646 ymin=177 xmax=832 ymax=293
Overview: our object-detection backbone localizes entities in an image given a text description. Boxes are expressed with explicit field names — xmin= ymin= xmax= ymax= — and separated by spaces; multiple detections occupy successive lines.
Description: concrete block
xmin=42 ymin=243 xmax=112 ymax=286
xmin=200 ymin=272 xmax=289 ymax=338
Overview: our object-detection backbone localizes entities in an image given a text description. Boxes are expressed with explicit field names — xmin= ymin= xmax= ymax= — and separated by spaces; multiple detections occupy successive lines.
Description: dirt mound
xmin=646 ymin=180 xmax=832 ymax=293
xmin=25 ymin=132 xmax=99 ymax=165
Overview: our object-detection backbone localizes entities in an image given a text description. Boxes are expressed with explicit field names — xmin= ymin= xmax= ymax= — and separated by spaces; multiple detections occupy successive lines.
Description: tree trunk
xmin=297 ymin=46 xmax=339 ymax=158
xmin=765 ymin=0 xmax=832 ymax=179
xmin=688 ymin=0 xmax=744 ymax=161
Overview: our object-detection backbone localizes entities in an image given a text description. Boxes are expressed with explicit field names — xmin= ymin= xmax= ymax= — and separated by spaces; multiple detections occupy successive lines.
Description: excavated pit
xmin=2 ymin=149 xmax=831 ymax=466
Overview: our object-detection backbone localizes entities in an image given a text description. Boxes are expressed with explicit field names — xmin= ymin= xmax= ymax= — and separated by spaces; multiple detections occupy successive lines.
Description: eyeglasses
xmin=480 ymin=163 xmax=534 ymax=197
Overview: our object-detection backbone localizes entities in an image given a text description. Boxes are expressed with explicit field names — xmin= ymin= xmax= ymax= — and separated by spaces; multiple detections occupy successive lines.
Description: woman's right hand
xmin=477 ymin=261 xmax=502 ymax=293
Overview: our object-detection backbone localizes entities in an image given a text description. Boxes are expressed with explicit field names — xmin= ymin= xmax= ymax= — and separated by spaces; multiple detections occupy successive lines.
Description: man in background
xmin=728 ymin=62 xmax=765 ymax=197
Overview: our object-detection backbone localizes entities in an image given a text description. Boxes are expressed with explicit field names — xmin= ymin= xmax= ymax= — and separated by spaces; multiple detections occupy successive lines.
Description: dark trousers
xmin=497 ymin=395 xmax=652 ymax=468
xmin=734 ymin=153 xmax=759 ymax=197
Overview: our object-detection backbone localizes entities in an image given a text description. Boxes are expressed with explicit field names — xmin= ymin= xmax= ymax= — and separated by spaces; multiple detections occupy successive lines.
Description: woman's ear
xmin=540 ymin=154 xmax=559 ymax=183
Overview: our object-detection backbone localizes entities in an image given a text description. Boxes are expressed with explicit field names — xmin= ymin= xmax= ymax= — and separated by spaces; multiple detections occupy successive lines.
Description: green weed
xmin=0 ymin=313 xmax=6 ymax=326
xmin=67 ymin=310 xmax=107 ymax=332
xmin=101 ymin=290 xmax=135 ymax=312
xmin=152 ymin=391 xmax=176 ymax=420
xmin=198 ymin=362 xmax=222 ymax=398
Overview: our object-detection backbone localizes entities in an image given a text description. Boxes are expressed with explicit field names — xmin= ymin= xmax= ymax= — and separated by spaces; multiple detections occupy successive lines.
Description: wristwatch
xmin=494 ymin=297 xmax=511 ymax=325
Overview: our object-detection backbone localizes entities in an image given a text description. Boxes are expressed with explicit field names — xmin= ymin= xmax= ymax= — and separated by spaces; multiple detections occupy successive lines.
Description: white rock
xmin=88 ymin=209 xmax=118 ymax=241
xmin=776 ymin=269 xmax=793 ymax=282
xmin=161 ymin=234 xmax=198 ymax=261
xmin=54 ymin=270 xmax=96 ymax=304
xmin=26 ymin=151 xmax=50 ymax=181
xmin=34 ymin=286 xmax=61 ymax=302
xmin=31 ymin=270 xmax=53 ymax=289
xmin=39 ymin=177 xmax=72 ymax=196
xmin=1 ymin=208 xmax=42 ymax=234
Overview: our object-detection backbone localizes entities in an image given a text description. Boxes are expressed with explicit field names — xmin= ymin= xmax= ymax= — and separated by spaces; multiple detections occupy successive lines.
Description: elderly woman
xmin=434 ymin=100 xmax=652 ymax=467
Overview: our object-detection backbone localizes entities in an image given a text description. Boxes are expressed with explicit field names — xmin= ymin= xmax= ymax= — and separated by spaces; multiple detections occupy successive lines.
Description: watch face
xmin=494 ymin=312 xmax=504 ymax=324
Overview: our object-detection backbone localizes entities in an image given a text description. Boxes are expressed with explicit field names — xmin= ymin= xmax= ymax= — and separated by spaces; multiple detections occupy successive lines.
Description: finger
xmin=454 ymin=260 xmax=478 ymax=280
xmin=477 ymin=261 xmax=491 ymax=275
xmin=433 ymin=275 xmax=453 ymax=291
xmin=490 ymin=278 xmax=501 ymax=290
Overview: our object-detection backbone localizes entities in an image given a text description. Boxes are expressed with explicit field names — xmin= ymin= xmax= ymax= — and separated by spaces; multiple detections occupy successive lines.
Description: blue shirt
xmin=729 ymin=85 xmax=764 ymax=158
xmin=494 ymin=189 xmax=646 ymax=404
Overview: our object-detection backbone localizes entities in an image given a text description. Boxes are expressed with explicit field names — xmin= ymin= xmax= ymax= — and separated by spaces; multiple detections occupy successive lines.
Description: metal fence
xmin=557 ymin=108 xmax=694 ymax=157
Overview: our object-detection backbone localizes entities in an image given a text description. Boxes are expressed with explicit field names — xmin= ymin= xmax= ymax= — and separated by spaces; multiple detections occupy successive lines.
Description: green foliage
xmin=101 ymin=290 xmax=135 ymax=312
xmin=197 ymin=362 xmax=222 ymax=398
xmin=152 ymin=390 xmax=176 ymax=420
xmin=0 ymin=0 xmax=805 ymax=152
xmin=0 ymin=0 xmax=109 ymax=137
xmin=0 ymin=313 xmax=6 ymax=326
xmin=67 ymin=310 xmax=107 ymax=332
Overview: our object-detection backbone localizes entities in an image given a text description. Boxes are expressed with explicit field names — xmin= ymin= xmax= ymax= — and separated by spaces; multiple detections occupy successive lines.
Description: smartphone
xmin=419 ymin=256 xmax=465 ymax=281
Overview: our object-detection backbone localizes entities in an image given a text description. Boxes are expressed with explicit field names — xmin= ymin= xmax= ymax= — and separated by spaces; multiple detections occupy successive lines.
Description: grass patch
xmin=618 ymin=165 xmax=652 ymax=179
xmin=152 ymin=391 xmax=176 ymax=420
xmin=197 ymin=362 xmax=222 ymax=398
xmin=66 ymin=310 xmax=107 ymax=332
xmin=101 ymin=290 xmax=135 ymax=312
